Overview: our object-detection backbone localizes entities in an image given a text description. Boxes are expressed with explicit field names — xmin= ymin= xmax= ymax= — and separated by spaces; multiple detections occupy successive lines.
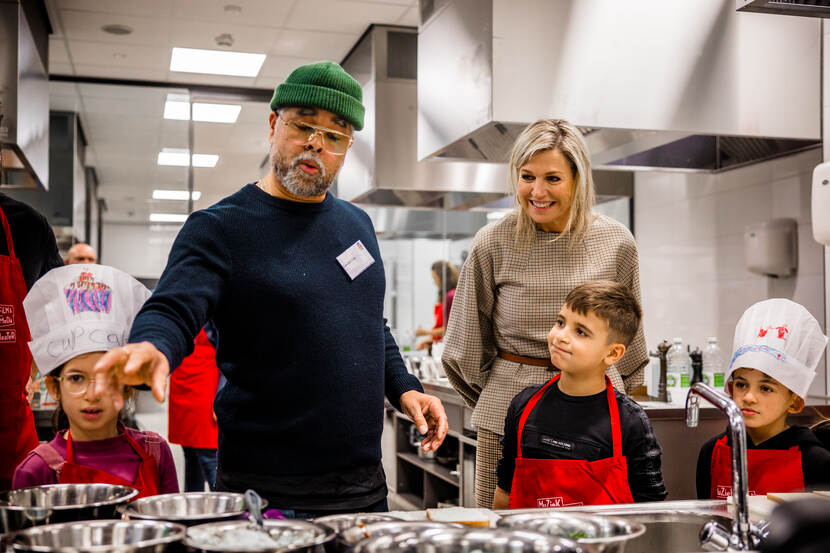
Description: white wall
xmin=101 ymin=223 xmax=180 ymax=279
xmin=635 ymin=148 xmax=826 ymax=398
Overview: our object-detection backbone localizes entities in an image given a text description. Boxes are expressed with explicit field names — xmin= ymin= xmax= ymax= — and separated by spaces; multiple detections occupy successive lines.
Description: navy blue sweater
xmin=130 ymin=184 xmax=421 ymax=505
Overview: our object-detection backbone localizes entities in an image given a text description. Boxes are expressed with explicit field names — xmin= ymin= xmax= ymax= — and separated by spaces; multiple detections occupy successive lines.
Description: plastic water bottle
xmin=666 ymin=337 xmax=691 ymax=405
xmin=703 ymin=337 xmax=725 ymax=390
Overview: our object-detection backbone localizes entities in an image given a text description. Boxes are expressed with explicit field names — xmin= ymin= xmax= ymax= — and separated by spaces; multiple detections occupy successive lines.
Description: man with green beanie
xmin=92 ymin=61 xmax=449 ymax=515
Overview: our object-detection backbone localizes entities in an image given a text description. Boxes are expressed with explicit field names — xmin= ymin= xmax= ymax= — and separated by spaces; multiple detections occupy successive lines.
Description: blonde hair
xmin=508 ymin=119 xmax=595 ymax=246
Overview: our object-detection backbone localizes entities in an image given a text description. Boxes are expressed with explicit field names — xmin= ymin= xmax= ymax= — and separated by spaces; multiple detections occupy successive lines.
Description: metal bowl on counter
xmin=118 ymin=492 xmax=257 ymax=526
xmin=183 ymin=519 xmax=335 ymax=553
xmin=312 ymin=516 xmax=407 ymax=553
xmin=353 ymin=527 xmax=584 ymax=553
xmin=332 ymin=521 xmax=462 ymax=551
xmin=0 ymin=484 xmax=139 ymax=534
xmin=2 ymin=519 xmax=185 ymax=553
xmin=498 ymin=512 xmax=646 ymax=553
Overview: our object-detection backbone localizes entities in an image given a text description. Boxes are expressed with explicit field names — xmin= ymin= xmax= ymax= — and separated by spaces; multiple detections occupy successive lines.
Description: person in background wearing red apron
xmin=168 ymin=323 xmax=221 ymax=491
xmin=11 ymin=265 xmax=178 ymax=498
xmin=696 ymin=299 xmax=830 ymax=499
xmin=493 ymin=281 xmax=667 ymax=509
xmin=0 ymin=192 xmax=63 ymax=492
xmin=415 ymin=261 xmax=458 ymax=351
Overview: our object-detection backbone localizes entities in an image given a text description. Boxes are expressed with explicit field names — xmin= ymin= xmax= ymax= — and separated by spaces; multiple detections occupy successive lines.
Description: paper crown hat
xmin=727 ymin=298 xmax=827 ymax=399
xmin=23 ymin=264 xmax=151 ymax=374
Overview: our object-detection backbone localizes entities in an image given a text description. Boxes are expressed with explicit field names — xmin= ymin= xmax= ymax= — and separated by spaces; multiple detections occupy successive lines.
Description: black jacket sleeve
xmin=496 ymin=389 xmax=531 ymax=493
xmin=696 ymin=434 xmax=720 ymax=499
xmin=622 ymin=404 xmax=668 ymax=502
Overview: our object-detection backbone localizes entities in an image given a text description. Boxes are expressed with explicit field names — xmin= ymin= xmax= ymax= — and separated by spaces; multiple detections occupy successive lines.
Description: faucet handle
xmin=699 ymin=520 xmax=732 ymax=551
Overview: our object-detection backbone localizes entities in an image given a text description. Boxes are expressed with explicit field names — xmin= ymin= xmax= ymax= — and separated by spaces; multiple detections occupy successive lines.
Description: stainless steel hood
xmin=0 ymin=1 xmax=50 ymax=189
xmin=338 ymin=24 xmax=633 ymax=208
xmin=338 ymin=25 xmax=509 ymax=209
xmin=737 ymin=0 xmax=830 ymax=18
xmin=417 ymin=0 xmax=821 ymax=172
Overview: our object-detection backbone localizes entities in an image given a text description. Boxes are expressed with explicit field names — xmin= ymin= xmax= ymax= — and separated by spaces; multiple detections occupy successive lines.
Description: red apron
xmin=0 ymin=205 xmax=39 ymax=491
xmin=508 ymin=374 xmax=635 ymax=508
xmin=709 ymin=435 xmax=805 ymax=499
xmin=59 ymin=426 xmax=160 ymax=500
xmin=431 ymin=304 xmax=443 ymax=343
xmin=168 ymin=329 xmax=219 ymax=449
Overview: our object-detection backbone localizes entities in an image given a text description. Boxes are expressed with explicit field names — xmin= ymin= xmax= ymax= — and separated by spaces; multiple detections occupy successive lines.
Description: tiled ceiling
xmin=45 ymin=0 xmax=419 ymax=224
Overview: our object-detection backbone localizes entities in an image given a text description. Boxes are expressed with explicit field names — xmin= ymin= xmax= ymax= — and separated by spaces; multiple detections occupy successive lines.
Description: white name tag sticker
xmin=336 ymin=240 xmax=375 ymax=280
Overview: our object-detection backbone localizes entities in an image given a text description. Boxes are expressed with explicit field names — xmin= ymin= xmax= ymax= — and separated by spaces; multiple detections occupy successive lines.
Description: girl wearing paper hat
xmin=696 ymin=298 xmax=830 ymax=499
xmin=12 ymin=264 xmax=179 ymax=498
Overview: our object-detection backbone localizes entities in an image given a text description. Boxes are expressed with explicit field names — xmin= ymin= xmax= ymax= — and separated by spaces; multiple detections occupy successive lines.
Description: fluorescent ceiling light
xmin=157 ymin=149 xmax=219 ymax=168
xmin=157 ymin=149 xmax=190 ymax=167
xmin=153 ymin=189 xmax=202 ymax=200
xmin=149 ymin=213 xmax=188 ymax=223
xmin=192 ymin=154 xmax=219 ymax=168
xmin=163 ymin=95 xmax=241 ymax=123
xmin=163 ymin=93 xmax=190 ymax=120
xmin=192 ymin=102 xmax=241 ymax=123
xmin=487 ymin=211 xmax=508 ymax=221
xmin=170 ymin=47 xmax=266 ymax=77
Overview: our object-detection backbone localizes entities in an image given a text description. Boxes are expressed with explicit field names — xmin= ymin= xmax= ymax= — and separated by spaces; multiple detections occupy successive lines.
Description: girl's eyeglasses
xmin=278 ymin=116 xmax=353 ymax=155
xmin=52 ymin=372 xmax=102 ymax=396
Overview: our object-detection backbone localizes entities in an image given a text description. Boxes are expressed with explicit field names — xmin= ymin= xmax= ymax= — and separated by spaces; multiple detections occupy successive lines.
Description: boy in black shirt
xmin=696 ymin=299 xmax=830 ymax=499
xmin=493 ymin=280 xmax=666 ymax=509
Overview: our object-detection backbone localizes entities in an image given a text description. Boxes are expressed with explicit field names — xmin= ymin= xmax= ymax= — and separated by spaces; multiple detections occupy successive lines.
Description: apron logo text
xmin=0 ymin=304 xmax=13 ymax=327
xmin=0 ymin=329 xmax=16 ymax=343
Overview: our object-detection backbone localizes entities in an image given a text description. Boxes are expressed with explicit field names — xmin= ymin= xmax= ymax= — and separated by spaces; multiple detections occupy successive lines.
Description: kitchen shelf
xmin=397 ymin=452 xmax=459 ymax=486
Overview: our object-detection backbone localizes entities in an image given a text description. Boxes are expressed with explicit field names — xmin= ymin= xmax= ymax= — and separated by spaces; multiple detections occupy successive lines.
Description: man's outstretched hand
xmin=92 ymin=341 xmax=170 ymax=410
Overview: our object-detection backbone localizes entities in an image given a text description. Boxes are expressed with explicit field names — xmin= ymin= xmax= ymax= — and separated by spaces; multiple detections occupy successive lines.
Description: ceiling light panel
xmin=192 ymin=102 xmax=241 ymax=123
xmin=150 ymin=213 xmax=188 ymax=223
xmin=170 ymin=47 xmax=266 ymax=77
xmin=153 ymin=189 xmax=202 ymax=200
xmin=157 ymin=149 xmax=219 ymax=168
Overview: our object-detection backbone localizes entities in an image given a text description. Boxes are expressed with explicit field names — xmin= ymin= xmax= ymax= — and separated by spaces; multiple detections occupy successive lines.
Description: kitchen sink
xmin=598 ymin=510 xmax=733 ymax=553
xmin=500 ymin=500 xmax=742 ymax=553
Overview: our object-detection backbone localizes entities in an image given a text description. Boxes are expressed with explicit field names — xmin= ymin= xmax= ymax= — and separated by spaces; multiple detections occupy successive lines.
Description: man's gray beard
xmin=271 ymin=149 xmax=332 ymax=198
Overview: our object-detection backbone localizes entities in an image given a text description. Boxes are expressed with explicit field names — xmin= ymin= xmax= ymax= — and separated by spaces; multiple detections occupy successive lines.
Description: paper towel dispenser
xmin=745 ymin=218 xmax=798 ymax=278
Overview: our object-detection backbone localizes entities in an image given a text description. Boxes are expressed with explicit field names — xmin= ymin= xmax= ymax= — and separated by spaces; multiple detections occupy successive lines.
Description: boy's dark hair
xmin=564 ymin=280 xmax=641 ymax=346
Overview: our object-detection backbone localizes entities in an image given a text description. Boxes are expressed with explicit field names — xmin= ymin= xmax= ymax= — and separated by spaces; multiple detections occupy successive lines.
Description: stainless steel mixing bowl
xmin=352 ymin=527 xmax=584 ymax=553
xmin=118 ymin=492 xmax=257 ymax=526
xmin=183 ymin=518 xmax=336 ymax=553
xmin=498 ymin=512 xmax=646 ymax=553
xmin=0 ymin=484 xmax=138 ymax=533
xmin=2 ymin=519 xmax=185 ymax=553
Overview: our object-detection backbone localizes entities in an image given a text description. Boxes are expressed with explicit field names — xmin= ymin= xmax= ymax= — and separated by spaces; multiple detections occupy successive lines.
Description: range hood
xmin=737 ymin=0 xmax=830 ymax=18
xmin=338 ymin=24 xmax=632 ymax=208
xmin=418 ymin=0 xmax=821 ymax=171
xmin=0 ymin=1 xmax=50 ymax=189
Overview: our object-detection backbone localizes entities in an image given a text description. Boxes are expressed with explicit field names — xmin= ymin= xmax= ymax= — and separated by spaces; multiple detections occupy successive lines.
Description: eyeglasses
xmin=53 ymin=372 xmax=101 ymax=396
xmin=278 ymin=116 xmax=353 ymax=155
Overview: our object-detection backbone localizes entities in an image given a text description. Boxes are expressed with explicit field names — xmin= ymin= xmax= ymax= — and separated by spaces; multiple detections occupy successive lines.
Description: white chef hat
xmin=23 ymin=264 xmax=151 ymax=375
xmin=727 ymin=298 xmax=828 ymax=400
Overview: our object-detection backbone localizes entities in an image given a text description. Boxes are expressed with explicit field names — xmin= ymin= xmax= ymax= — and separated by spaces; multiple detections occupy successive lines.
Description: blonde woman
xmin=442 ymin=119 xmax=649 ymax=508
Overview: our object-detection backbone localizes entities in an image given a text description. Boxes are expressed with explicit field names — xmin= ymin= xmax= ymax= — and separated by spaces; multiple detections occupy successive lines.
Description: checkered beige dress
xmin=441 ymin=212 xmax=648 ymax=506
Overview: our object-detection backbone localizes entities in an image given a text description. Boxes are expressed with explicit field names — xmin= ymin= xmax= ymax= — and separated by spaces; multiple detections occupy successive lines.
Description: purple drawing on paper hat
xmin=64 ymin=272 xmax=112 ymax=315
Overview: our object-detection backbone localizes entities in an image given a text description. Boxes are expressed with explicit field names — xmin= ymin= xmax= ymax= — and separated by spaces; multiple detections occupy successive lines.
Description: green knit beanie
xmin=270 ymin=61 xmax=364 ymax=131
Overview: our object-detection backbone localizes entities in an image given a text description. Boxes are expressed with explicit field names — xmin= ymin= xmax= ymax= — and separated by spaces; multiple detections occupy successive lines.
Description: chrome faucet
xmin=686 ymin=382 xmax=752 ymax=551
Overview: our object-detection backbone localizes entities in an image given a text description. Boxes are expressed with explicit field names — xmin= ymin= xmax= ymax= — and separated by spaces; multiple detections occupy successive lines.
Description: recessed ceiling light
xmin=153 ymin=189 xmax=202 ymax=200
xmin=157 ymin=148 xmax=190 ymax=167
xmin=192 ymin=154 xmax=219 ymax=168
xmin=192 ymin=103 xmax=241 ymax=123
xmin=150 ymin=213 xmax=188 ymax=223
xmin=170 ymin=47 xmax=266 ymax=77
xmin=163 ymin=95 xmax=241 ymax=123
xmin=157 ymin=149 xmax=219 ymax=168
xmin=102 ymin=24 xmax=133 ymax=35
xmin=163 ymin=94 xmax=190 ymax=120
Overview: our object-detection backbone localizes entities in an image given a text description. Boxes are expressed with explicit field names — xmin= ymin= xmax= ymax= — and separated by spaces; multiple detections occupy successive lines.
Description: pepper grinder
xmin=649 ymin=340 xmax=671 ymax=403
xmin=690 ymin=347 xmax=703 ymax=385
